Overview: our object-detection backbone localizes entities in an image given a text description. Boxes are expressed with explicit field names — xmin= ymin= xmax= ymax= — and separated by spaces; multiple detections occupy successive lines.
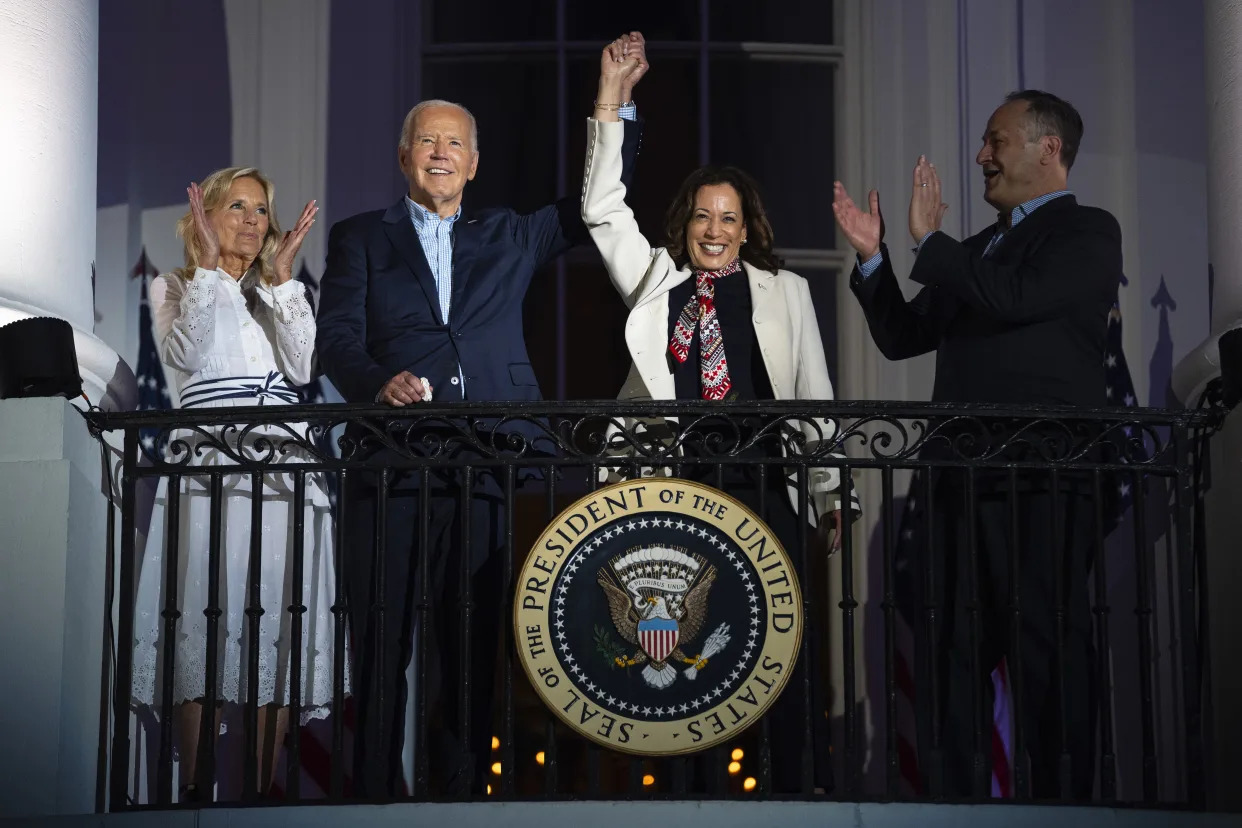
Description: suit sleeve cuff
xmin=857 ymin=250 xmax=883 ymax=279
xmin=912 ymin=230 xmax=935 ymax=255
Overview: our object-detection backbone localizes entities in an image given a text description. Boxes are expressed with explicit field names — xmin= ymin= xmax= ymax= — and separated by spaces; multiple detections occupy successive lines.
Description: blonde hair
xmin=174 ymin=166 xmax=283 ymax=283
xmin=398 ymin=99 xmax=479 ymax=154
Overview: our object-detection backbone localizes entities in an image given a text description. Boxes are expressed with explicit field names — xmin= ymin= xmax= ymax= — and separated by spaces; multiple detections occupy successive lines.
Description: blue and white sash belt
xmin=179 ymin=371 xmax=300 ymax=408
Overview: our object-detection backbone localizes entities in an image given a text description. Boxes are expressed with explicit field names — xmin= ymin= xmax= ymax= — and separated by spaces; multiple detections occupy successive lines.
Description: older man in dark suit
xmin=317 ymin=34 xmax=648 ymax=798
xmin=833 ymin=90 xmax=1121 ymax=800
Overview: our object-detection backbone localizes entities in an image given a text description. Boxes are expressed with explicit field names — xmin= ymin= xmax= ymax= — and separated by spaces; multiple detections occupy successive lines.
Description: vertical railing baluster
xmin=243 ymin=470 xmax=266 ymax=799
xmin=458 ymin=465 xmax=474 ymax=799
xmin=1172 ymin=427 xmax=1205 ymax=808
xmin=922 ymin=467 xmax=943 ymax=797
xmin=198 ymin=473 xmax=225 ymax=802
xmin=414 ymin=465 xmax=432 ymax=798
xmin=840 ymin=464 xmax=860 ymax=795
xmin=585 ymin=462 xmax=602 ymax=797
xmin=96 ymin=443 xmax=117 ymax=814
xmin=756 ymin=462 xmax=772 ymax=797
xmin=501 ymin=464 xmax=516 ymax=797
xmin=796 ymin=464 xmax=814 ymax=796
xmin=543 ymin=464 xmax=559 ymax=797
xmin=1007 ymin=468 xmax=1029 ymax=799
xmin=880 ymin=466 xmax=898 ymax=798
xmin=156 ymin=472 xmax=182 ymax=806
xmin=964 ymin=470 xmax=986 ymax=797
xmin=330 ymin=469 xmax=348 ymax=799
xmin=110 ymin=429 xmax=139 ymax=810
xmin=1091 ymin=470 xmax=1117 ymax=801
xmin=286 ymin=470 xmax=307 ymax=801
xmin=1131 ymin=469 xmax=1157 ymax=802
xmin=1050 ymin=467 xmax=1072 ymax=800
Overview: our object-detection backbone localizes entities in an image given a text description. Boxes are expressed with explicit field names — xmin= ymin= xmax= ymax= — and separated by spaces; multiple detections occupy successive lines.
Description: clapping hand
xmin=908 ymin=155 xmax=949 ymax=244
xmin=273 ymin=199 xmax=318 ymax=285
xmin=187 ymin=182 xmax=222 ymax=271
xmin=832 ymin=181 xmax=884 ymax=261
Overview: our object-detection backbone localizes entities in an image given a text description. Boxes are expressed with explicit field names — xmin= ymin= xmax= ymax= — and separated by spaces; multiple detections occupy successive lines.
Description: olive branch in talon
xmin=594 ymin=624 xmax=631 ymax=668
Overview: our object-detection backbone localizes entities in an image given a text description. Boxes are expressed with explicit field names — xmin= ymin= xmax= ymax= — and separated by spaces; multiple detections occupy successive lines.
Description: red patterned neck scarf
xmin=668 ymin=257 xmax=742 ymax=401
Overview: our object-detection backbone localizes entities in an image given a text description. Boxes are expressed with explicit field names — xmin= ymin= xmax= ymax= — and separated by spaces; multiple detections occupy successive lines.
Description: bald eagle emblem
xmin=597 ymin=546 xmax=732 ymax=690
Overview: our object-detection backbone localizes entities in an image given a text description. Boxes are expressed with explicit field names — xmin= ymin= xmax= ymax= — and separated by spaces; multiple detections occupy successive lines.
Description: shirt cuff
xmin=912 ymin=230 xmax=935 ymax=255
xmin=857 ymin=250 xmax=883 ymax=279
xmin=619 ymin=103 xmax=637 ymax=121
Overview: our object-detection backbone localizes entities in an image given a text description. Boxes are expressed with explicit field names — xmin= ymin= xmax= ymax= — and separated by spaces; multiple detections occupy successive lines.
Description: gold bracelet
xmin=594 ymin=102 xmax=621 ymax=111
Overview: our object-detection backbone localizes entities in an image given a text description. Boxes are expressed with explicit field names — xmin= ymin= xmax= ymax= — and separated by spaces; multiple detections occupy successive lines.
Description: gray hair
xmin=398 ymin=99 xmax=479 ymax=154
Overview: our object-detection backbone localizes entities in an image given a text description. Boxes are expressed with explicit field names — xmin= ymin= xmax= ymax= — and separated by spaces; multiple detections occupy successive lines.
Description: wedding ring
xmin=920 ymin=182 xmax=928 ymax=187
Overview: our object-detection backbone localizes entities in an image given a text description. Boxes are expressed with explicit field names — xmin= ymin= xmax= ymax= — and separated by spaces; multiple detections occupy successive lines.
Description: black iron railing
xmin=82 ymin=400 xmax=1224 ymax=810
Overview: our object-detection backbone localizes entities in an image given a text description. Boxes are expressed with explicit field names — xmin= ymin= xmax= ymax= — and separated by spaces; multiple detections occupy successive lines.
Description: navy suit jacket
xmin=850 ymin=195 xmax=1122 ymax=407
xmin=317 ymin=118 xmax=642 ymax=413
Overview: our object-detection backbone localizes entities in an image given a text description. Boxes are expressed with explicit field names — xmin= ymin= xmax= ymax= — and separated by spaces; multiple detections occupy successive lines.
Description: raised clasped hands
xmin=273 ymin=199 xmax=319 ymax=285
xmin=908 ymin=155 xmax=949 ymax=244
xmin=831 ymin=181 xmax=884 ymax=261
xmin=598 ymin=31 xmax=647 ymax=107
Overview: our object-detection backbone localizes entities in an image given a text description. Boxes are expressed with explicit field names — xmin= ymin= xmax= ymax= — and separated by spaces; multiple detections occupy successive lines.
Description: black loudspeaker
xmin=0 ymin=317 xmax=83 ymax=400
xmin=1219 ymin=327 xmax=1242 ymax=408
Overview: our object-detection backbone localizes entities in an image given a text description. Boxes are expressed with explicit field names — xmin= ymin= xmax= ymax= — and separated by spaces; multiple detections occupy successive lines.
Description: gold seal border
xmin=514 ymin=478 xmax=804 ymax=757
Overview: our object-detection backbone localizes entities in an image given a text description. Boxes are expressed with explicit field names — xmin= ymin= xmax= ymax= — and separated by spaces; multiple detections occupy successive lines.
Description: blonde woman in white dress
xmin=131 ymin=167 xmax=347 ymax=799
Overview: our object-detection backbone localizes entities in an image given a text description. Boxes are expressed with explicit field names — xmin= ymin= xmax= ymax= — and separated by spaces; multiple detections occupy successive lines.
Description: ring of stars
xmin=552 ymin=515 xmax=765 ymax=722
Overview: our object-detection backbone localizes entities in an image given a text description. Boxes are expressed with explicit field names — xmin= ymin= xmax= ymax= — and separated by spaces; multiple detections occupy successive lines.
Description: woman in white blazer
xmin=583 ymin=50 xmax=847 ymax=793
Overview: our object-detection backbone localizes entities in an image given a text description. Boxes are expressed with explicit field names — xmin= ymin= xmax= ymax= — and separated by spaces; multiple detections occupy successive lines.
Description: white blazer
xmin=581 ymin=118 xmax=853 ymax=524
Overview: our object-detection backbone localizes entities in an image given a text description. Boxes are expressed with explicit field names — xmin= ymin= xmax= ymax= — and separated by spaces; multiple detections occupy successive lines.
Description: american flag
xmin=132 ymin=248 xmax=172 ymax=457
xmin=892 ymin=288 xmax=1140 ymax=797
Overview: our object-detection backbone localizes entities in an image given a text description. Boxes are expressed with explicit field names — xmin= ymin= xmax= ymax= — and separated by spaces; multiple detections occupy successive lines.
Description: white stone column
xmin=0 ymin=0 xmax=135 ymax=411
xmin=1183 ymin=0 xmax=1242 ymax=810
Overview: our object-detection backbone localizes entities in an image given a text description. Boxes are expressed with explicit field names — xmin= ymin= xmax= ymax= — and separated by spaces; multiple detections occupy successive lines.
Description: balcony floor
xmin=4 ymin=800 xmax=1235 ymax=828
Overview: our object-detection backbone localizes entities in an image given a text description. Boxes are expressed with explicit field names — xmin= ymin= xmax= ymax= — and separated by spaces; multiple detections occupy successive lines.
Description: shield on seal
xmin=637 ymin=616 xmax=679 ymax=663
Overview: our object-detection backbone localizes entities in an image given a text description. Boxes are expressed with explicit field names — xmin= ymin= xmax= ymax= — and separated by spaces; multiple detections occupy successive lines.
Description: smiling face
xmin=975 ymin=99 xmax=1062 ymax=212
xmin=684 ymin=183 xmax=747 ymax=271
xmin=209 ymin=176 xmax=269 ymax=263
xmin=398 ymin=104 xmax=479 ymax=215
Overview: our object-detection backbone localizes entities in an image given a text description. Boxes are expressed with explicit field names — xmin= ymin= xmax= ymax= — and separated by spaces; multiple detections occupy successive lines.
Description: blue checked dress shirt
xmin=857 ymin=189 xmax=1073 ymax=277
xmin=401 ymin=103 xmax=637 ymax=397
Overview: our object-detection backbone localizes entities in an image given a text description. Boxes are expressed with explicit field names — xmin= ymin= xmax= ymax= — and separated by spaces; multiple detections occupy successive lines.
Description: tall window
xmin=417 ymin=0 xmax=845 ymax=400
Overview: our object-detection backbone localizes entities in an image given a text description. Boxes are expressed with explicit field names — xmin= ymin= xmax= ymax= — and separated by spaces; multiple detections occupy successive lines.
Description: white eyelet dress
xmin=131 ymin=266 xmax=349 ymax=726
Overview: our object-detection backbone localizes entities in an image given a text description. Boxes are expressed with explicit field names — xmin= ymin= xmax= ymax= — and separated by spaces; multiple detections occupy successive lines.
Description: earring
xmin=742 ymin=239 xmax=748 ymax=245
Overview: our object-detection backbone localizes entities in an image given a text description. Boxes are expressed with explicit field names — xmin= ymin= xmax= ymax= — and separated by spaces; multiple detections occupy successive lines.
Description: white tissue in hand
xmin=420 ymin=377 xmax=432 ymax=402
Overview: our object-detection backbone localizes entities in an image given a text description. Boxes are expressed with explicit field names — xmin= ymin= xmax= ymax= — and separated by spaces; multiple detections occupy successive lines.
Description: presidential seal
xmin=514 ymin=478 xmax=803 ymax=756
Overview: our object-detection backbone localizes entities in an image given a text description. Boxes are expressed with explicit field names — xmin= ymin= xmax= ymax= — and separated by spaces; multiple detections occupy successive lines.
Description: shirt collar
xmin=998 ymin=190 xmax=1072 ymax=230
xmin=404 ymin=195 xmax=461 ymax=229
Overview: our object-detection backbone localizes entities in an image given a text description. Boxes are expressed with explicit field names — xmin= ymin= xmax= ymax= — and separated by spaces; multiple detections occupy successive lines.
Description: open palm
xmin=832 ymin=182 xmax=883 ymax=260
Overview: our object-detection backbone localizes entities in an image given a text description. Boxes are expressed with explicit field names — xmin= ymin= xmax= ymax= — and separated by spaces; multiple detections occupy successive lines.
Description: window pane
xmin=709 ymin=1 xmax=835 ymax=43
xmin=709 ymin=59 xmax=835 ymax=249
xmin=422 ymin=58 xmax=558 ymax=212
xmin=564 ymin=56 xmax=700 ymax=246
xmin=567 ymin=0 xmax=700 ymax=41
xmin=430 ymin=0 xmax=555 ymax=42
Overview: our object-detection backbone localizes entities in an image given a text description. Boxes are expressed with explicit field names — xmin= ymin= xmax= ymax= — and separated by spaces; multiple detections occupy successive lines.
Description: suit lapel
xmin=450 ymin=212 xmax=482 ymax=323
xmin=382 ymin=200 xmax=445 ymax=324
xmin=745 ymin=262 xmax=791 ymax=396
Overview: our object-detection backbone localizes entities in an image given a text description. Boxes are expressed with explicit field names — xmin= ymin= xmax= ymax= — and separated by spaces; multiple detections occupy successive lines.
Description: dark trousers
xmin=345 ymin=468 xmax=505 ymax=798
xmin=921 ymin=474 xmax=1096 ymax=800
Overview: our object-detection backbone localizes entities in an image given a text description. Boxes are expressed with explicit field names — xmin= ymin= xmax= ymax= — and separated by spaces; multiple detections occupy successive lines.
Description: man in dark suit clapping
xmin=833 ymin=91 xmax=1121 ymax=800
xmin=317 ymin=34 xmax=648 ymax=798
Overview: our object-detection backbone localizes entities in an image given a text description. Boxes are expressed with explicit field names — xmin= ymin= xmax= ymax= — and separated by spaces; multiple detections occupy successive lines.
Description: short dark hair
xmin=664 ymin=166 xmax=782 ymax=274
xmin=1004 ymin=89 xmax=1084 ymax=170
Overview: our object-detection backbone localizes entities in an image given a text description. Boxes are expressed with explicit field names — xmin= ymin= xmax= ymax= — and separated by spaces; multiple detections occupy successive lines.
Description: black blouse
xmin=666 ymin=268 xmax=775 ymax=401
